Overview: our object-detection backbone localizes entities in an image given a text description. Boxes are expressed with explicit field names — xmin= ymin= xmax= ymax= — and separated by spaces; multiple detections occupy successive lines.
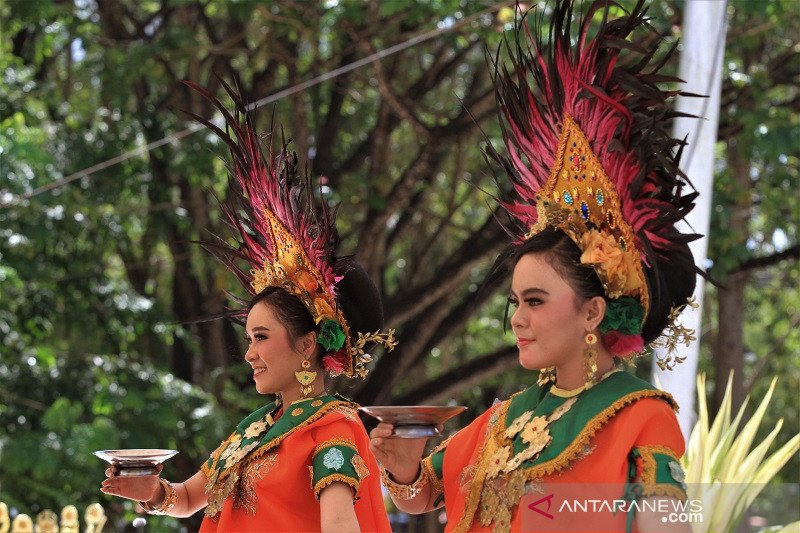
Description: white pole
xmin=652 ymin=0 xmax=728 ymax=442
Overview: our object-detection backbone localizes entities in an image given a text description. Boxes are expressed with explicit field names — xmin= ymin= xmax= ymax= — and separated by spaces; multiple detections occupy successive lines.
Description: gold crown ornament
xmin=487 ymin=1 xmax=704 ymax=366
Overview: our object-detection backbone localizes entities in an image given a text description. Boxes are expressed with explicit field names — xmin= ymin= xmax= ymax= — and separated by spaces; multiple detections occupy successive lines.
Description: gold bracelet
xmin=380 ymin=463 xmax=428 ymax=500
xmin=141 ymin=478 xmax=177 ymax=515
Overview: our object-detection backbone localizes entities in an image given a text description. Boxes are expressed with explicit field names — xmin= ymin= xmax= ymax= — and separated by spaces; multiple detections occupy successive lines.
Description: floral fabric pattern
xmin=322 ymin=448 xmax=345 ymax=470
xmin=311 ymin=439 xmax=361 ymax=500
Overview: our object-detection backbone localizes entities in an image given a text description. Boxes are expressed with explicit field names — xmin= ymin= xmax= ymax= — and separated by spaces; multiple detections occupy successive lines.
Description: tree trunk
xmin=714 ymin=270 xmax=747 ymax=410
xmin=713 ymin=139 xmax=752 ymax=412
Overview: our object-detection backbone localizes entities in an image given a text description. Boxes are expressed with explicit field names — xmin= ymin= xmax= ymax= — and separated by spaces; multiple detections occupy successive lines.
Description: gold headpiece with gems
xmin=529 ymin=116 xmax=649 ymax=317
xmin=486 ymin=1 xmax=704 ymax=365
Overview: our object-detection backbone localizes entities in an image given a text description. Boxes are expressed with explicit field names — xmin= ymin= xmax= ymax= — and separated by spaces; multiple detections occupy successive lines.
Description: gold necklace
xmin=549 ymin=368 xmax=620 ymax=397
xmin=549 ymin=382 xmax=588 ymax=398
xmin=288 ymin=391 xmax=328 ymax=405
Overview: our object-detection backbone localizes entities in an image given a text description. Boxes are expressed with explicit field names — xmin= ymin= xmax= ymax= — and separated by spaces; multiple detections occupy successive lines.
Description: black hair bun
xmin=641 ymin=242 xmax=697 ymax=344
xmin=334 ymin=261 xmax=385 ymax=338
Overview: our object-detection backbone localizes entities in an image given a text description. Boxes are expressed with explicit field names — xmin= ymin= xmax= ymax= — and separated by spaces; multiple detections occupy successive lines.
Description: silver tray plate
xmin=359 ymin=406 xmax=466 ymax=438
xmin=94 ymin=449 xmax=178 ymax=475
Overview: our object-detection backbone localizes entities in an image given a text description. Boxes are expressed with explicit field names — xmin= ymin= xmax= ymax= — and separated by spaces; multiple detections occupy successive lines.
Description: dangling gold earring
xmin=537 ymin=367 xmax=557 ymax=386
xmin=295 ymin=359 xmax=317 ymax=400
xmin=584 ymin=332 xmax=598 ymax=385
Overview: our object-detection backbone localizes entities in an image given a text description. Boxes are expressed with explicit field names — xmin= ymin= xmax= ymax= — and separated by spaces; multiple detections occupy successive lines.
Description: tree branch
xmin=385 ymin=209 xmax=506 ymax=326
xmin=394 ymin=345 xmax=519 ymax=405
xmin=732 ymin=245 xmax=799 ymax=274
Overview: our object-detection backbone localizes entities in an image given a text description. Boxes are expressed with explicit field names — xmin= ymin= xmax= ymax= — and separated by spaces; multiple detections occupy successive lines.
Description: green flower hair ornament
xmin=599 ymin=297 xmax=644 ymax=335
xmin=317 ymin=319 xmax=346 ymax=351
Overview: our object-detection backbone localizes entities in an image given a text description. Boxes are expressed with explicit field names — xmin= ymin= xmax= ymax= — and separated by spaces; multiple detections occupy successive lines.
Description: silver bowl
xmin=94 ymin=449 xmax=178 ymax=476
xmin=359 ymin=405 xmax=466 ymax=438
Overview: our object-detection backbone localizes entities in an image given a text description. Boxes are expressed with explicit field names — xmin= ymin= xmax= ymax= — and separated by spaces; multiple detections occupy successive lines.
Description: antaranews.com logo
xmin=522 ymin=483 xmax=703 ymax=532
xmin=520 ymin=482 xmax=800 ymax=532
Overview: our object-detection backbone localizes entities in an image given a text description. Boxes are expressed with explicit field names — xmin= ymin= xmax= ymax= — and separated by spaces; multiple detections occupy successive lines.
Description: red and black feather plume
xmin=183 ymin=79 xmax=340 ymax=310
xmin=485 ymin=0 xmax=701 ymax=272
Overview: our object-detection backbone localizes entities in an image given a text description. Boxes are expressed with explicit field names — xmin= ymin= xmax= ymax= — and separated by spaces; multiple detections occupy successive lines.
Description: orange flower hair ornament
xmin=185 ymin=80 xmax=395 ymax=378
xmin=486 ymin=1 xmax=703 ymax=367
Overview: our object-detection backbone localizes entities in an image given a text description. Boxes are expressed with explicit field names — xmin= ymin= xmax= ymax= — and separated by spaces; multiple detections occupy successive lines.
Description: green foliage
xmin=708 ymin=1 xmax=799 ymax=276
xmin=702 ymin=0 xmax=800 ymax=483
xmin=0 ymin=352 xmax=230 ymax=523
xmin=684 ymin=374 xmax=799 ymax=532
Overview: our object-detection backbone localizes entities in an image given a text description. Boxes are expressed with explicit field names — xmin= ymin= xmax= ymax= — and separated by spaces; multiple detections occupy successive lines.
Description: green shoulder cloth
xmin=202 ymin=394 xmax=354 ymax=517
xmin=504 ymin=371 xmax=678 ymax=473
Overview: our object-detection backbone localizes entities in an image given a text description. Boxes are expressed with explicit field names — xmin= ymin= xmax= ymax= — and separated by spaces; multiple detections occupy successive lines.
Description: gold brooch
xmin=504 ymin=411 xmax=533 ymax=440
xmin=243 ymin=419 xmax=267 ymax=439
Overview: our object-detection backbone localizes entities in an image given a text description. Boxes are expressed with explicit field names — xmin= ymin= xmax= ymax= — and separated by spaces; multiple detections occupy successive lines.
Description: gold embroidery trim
xmin=458 ymin=463 xmax=477 ymax=494
xmin=332 ymin=404 xmax=359 ymax=421
xmin=203 ymin=434 xmax=238 ymax=483
xmin=235 ymin=453 xmax=278 ymax=514
xmin=453 ymin=400 xmax=511 ymax=533
xmin=639 ymin=485 xmax=687 ymax=501
xmin=421 ymin=455 xmax=443 ymax=496
xmin=201 ymin=458 xmax=213 ymax=481
xmin=453 ymin=389 xmax=676 ymax=533
xmin=636 ymin=444 xmax=685 ymax=501
xmin=212 ymin=400 xmax=355 ymax=487
xmin=637 ymin=444 xmax=678 ymax=485
xmin=313 ymin=473 xmax=360 ymax=500
xmin=351 ymin=454 xmax=370 ymax=481
xmin=313 ymin=438 xmax=358 ymax=457
xmin=204 ymin=400 xmax=359 ymax=518
xmin=430 ymin=433 xmax=455 ymax=455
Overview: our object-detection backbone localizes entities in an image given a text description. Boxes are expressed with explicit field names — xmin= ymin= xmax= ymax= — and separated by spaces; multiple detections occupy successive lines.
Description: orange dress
xmin=422 ymin=371 xmax=687 ymax=532
xmin=199 ymin=395 xmax=390 ymax=532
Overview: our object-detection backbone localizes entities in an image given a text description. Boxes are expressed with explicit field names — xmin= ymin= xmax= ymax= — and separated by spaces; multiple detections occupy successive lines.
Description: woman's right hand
xmin=100 ymin=466 xmax=163 ymax=504
xmin=368 ymin=423 xmax=430 ymax=483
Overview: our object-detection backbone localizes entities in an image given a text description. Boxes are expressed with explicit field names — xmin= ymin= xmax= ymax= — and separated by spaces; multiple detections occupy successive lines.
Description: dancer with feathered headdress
xmin=101 ymin=81 xmax=393 ymax=531
xmin=371 ymin=2 xmax=700 ymax=531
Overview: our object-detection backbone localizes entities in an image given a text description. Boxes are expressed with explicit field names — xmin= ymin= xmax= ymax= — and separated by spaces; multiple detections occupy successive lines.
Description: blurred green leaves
xmin=0 ymin=353 xmax=231 ymax=516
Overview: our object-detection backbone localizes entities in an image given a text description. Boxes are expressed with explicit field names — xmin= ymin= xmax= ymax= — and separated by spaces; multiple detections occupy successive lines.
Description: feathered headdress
xmin=486 ymin=1 xmax=702 ymax=367
xmin=185 ymin=80 xmax=396 ymax=378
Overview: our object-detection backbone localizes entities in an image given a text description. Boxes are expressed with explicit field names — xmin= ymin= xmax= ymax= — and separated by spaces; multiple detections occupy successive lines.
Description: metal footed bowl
xmin=359 ymin=405 xmax=466 ymax=438
xmin=94 ymin=449 xmax=178 ymax=476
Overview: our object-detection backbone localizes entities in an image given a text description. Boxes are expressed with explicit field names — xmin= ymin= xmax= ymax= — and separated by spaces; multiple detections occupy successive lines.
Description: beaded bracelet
xmin=380 ymin=463 xmax=428 ymax=500
xmin=140 ymin=478 xmax=177 ymax=515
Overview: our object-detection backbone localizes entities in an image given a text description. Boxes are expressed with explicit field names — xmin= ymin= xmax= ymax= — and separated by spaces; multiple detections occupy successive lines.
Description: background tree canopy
xmin=1 ymin=0 xmax=797 ymax=530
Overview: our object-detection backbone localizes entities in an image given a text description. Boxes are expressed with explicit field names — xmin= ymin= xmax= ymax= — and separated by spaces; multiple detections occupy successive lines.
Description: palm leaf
xmin=683 ymin=373 xmax=799 ymax=533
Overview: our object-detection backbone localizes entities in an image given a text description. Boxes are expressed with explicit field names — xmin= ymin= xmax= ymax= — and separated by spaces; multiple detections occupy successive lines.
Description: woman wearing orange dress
xmin=101 ymin=83 xmax=394 ymax=532
xmin=371 ymin=2 xmax=700 ymax=532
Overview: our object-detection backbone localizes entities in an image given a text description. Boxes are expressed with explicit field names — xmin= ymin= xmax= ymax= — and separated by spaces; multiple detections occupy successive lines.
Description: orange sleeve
xmin=628 ymin=398 xmax=687 ymax=500
xmin=630 ymin=397 xmax=685 ymax=453
xmin=308 ymin=415 xmax=371 ymax=500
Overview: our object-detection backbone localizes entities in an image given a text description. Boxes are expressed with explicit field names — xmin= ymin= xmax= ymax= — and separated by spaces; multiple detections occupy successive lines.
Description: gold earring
xmin=537 ymin=366 xmax=557 ymax=386
xmin=584 ymin=332 xmax=598 ymax=384
xmin=294 ymin=359 xmax=317 ymax=399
